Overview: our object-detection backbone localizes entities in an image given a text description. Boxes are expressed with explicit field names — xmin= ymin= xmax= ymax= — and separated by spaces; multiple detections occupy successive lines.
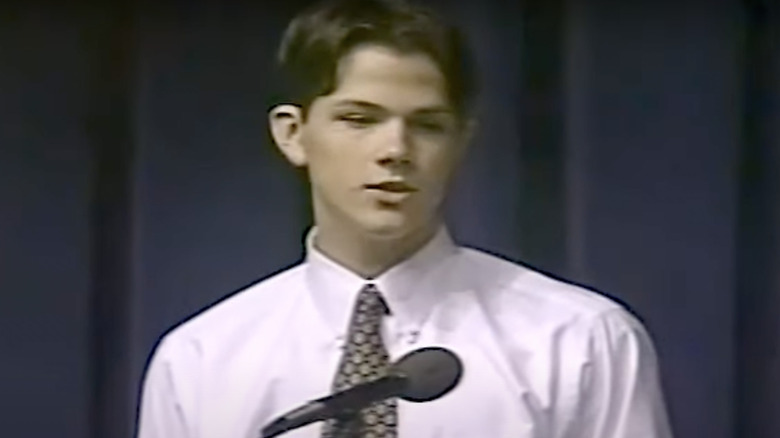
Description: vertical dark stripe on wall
xmin=518 ymin=0 xmax=568 ymax=276
xmin=736 ymin=1 xmax=780 ymax=437
xmin=85 ymin=1 xmax=137 ymax=438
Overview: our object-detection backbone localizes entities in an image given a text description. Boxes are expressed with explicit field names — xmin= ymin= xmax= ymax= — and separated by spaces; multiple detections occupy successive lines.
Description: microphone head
xmin=390 ymin=346 xmax=463 ymax=403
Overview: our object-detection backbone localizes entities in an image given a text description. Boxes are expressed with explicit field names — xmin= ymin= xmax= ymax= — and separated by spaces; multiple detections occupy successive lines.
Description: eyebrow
xmin=332 ymin=99 xmax=454 ymax=116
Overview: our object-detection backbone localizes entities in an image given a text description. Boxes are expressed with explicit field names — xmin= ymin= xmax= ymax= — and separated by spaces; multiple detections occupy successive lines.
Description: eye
xmin=410 ymin=118 xmax=448 ymax=134
xmin=337 ymin=113 xmax=377 ymax=128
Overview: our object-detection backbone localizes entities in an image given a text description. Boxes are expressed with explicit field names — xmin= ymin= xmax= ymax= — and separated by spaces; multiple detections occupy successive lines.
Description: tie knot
xmin=360 ymin=283 xmax=390 ymax=316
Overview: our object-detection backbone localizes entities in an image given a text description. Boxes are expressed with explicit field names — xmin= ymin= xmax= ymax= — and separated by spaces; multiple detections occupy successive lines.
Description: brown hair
xmin=275 ymin=0 xmax=478 ymax=119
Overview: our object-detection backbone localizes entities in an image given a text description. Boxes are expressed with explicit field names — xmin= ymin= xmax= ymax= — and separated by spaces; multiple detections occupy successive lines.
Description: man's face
xmin=277 ymin=44 xmax=470 ymax=240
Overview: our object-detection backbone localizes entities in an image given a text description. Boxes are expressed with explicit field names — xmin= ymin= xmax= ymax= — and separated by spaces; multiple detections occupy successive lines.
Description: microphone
xmin=260 ymin=346 xmax=463 ymax=438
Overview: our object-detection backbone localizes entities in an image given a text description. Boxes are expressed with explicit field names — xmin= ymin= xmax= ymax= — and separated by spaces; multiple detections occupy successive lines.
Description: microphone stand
xmin=329 ymin=411 xmax=363 ymax=438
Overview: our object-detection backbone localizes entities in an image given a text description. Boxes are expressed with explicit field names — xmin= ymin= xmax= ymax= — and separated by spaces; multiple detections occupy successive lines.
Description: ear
xmin=269 ymin=104 xmax=307 ymax=167
xmin=455 ymin=118 xmax=478 ymax=161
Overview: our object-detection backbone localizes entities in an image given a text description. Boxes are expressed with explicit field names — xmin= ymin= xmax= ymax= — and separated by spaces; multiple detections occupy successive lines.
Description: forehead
xmin=320 ymin=44 xmax=450 ymax=112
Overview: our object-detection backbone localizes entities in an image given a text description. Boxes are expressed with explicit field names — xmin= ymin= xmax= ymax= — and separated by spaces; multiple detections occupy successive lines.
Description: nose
xmin=376 ymin=118 xmax=411 ymax=168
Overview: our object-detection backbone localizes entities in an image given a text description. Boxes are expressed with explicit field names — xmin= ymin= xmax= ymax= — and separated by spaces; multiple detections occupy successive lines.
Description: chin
xmin=353 ymin=204 xmax=439 ymax=240
xmin=359 ymin=222 xmax=412 ymax=240
xmin=353 ymin=214 xmax=418 ymax=239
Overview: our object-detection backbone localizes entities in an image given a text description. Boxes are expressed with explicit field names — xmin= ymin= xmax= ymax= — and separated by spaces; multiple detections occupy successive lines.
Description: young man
xmin=137 ymin=0 xmax=673 ymax=437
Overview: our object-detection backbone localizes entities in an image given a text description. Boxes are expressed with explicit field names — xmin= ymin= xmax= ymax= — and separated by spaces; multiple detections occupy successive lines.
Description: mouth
xmin=364 ymin=181 xmax=418 ymax=193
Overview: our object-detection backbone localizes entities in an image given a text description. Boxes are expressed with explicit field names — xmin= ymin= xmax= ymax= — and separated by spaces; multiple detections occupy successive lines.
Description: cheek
xmin=302 ymin=129 xmax=366 ymax=188
xmin=418 ymin=147 xmax=460 ymax=185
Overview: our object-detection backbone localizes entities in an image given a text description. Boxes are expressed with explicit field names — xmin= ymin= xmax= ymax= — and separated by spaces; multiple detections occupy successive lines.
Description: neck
xmin=313 ymin=221 xmax=439 ymax=279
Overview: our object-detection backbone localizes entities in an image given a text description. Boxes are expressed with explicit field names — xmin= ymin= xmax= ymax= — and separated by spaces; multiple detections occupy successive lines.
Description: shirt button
xmin=407 ymin=330 xmax=420 ymax=345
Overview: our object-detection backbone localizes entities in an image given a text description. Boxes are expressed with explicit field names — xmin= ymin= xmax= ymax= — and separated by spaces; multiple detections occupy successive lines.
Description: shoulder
xmin=149 ymin=262 xmax=307 ymax=361
xmin=454 ymin=245 xmax=658 ymax=359
xmin=455 ymin=246 xmax=626 ymax=322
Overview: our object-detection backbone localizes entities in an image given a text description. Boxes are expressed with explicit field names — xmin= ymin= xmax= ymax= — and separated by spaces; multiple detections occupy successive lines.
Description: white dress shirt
xmin=137 ymin=227 xmax=673 ymax=438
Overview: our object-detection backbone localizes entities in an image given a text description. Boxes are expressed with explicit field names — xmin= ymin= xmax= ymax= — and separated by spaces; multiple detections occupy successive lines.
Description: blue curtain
xmin=1 ymin=1 xmax=777 ymax=437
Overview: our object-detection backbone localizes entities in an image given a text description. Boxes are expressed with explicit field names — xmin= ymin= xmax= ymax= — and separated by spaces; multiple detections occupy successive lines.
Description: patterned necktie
xmin=321 ymin=283 xmax=397 ymax=438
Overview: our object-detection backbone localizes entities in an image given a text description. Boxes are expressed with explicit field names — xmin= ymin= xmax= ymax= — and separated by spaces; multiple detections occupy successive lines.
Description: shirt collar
xmin=304 ymin=226 xmax=459 ymax=337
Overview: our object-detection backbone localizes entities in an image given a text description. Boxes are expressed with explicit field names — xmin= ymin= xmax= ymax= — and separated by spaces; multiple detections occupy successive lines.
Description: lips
xmin=364 ymin=181 xmax=417 ymax=193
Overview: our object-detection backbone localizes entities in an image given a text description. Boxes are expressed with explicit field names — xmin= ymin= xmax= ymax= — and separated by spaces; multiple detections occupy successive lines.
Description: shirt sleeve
xmin=575 ymin=308 xmax=674 ymax=438
xmin=136 ymin=336 xmax=192 ymax=438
